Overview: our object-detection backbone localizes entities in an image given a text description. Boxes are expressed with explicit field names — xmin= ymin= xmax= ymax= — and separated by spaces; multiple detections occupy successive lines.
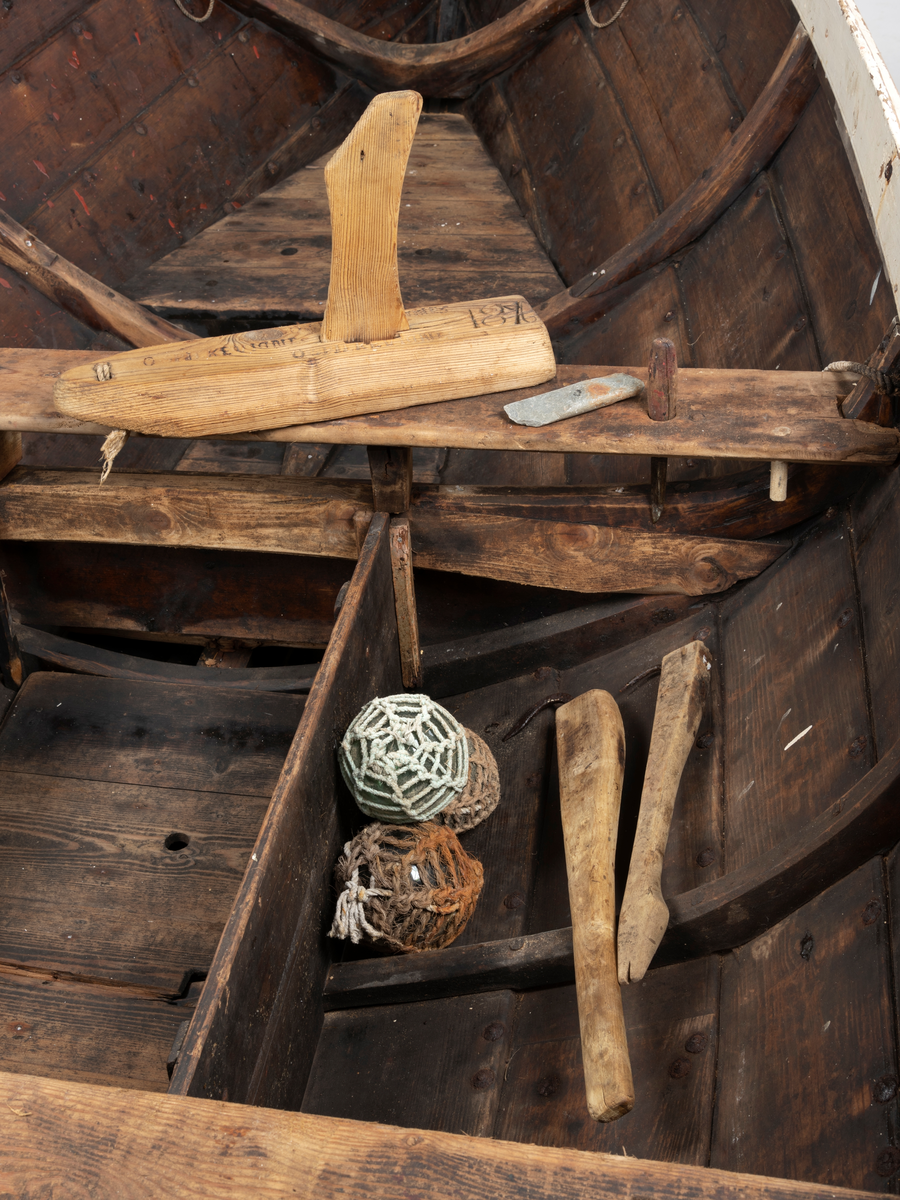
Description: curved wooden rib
xmin=16 ymin=624 xmax=317 ymax=693
xmin=538 ymin=25 xmax=819 ymax=339
xmin=0 ymin=207 xmax=195 ymax=348
xmin=660 ymin=738 xmax=900 ymax=960
xmin=227 ymin=0 xmax=583 ymax=99
xmin=324 ymin=736 xmax=900 ymax=1007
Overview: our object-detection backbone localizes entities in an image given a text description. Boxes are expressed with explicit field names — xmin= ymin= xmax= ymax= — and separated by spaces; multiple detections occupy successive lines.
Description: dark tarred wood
xmin=225 ymin=0 xmax=585 ymax=98
xmin=0 ymin=540 xmax=349 ymax=649
xmin=324 ymin=927 xmax=576 ymax=1009
xmin=0 ymin=672 xmax=303 ymax=991
xmin=648 ymin=338 xmax=677 ymax=523
xmin=169 ymin=513 xmax=403 ymax=1107
xmin=711 ymin=860 xmax=897 ymax=1192
xmin=14 ymin=624 xmax=317 ymax=693
xmin=421 ymin=594 xmax=698 ymax=696
xmin=852 ymin=464 xmax=900 ymax=757
xmin=720 ymin=507 xmax=871 ymax=872
xmin=304 ymin=992 xmax=516 ymax=1135
xmin=494 ymin=959 xmax=718 ymax=1161
xmin=685 ymin=0 xmax=797 ymax=114
xmin=368 ymin=446 xmax=413 ymax=514
xmin=675 ymin=177 xmax=819 ymax=372
xmin=0 ymin=967 xmax=196 ymax=1093
xmin=537 ymin=27 xmax=819 ymax=338
xmin=768 ymin=88 xmax=899 ymax=368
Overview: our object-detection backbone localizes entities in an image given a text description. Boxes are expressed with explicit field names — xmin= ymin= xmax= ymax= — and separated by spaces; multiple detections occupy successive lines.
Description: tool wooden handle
xmin=556 ymin=689 xmax=633 ymax=1122
xmin=617 ymin=640 xmax=712 ymax=984
xmin=322 ymin=90 xmax=422 ymax=345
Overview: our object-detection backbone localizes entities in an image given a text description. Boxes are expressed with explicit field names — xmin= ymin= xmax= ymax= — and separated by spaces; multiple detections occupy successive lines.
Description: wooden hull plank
xmin=712 ymin=860 xmax=897 ymax=1191
xmin=169 ymin=513 xmax=403 ymax=1108
xmin=0 ymin=1069 xmax=884 ymax=1200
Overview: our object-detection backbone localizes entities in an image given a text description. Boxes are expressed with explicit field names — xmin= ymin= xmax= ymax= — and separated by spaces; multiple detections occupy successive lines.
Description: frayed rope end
xmin=99 ymin=428 xmax=128 ymax=484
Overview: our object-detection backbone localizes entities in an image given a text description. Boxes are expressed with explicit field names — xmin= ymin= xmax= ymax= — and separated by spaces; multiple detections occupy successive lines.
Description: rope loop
xmin=174 ymin=0 xmax=215 ymax=22
xmin=584 ymin=0 xmax=630 ymax=29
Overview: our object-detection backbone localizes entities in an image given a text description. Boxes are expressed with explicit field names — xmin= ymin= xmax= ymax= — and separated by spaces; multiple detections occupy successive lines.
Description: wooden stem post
xmin=617 ymin=640 xmax=712 ymax=983
xmin=556 ymin=690 xmax=634 ymax=1122
xmin=647 ymin=338 xmax=677 ymax=523
xmin=389 ymin=515 xmax=422 ymax=689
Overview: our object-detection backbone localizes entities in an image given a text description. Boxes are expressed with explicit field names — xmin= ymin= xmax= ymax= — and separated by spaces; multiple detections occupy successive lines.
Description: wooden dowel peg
xmin=769 ymin=460 xmax=788 ymax=502
xmin=617 ymin=640 xmax=712 ymax=984
xmin=556 ymin=690 xmax=634 ymax=1123
xmin=647 ymin=338 xmax=678 ymax=524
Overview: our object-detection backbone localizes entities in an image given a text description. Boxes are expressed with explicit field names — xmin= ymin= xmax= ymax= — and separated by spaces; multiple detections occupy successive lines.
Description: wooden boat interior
xmin=2 ymin=0 xmax=900 ymax=1196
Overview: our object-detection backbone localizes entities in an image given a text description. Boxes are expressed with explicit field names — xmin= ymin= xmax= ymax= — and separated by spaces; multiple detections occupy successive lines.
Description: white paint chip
xmin=870 ymin=268 xmax=882 ymax=304
xmin=784 ymin=725 xmax=813 ymax=751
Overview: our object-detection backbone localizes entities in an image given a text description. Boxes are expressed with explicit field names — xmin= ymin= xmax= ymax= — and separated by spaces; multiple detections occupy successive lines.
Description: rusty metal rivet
xmin=696 ymin=732 xmax=714 ymax=750
xmin=876 ymin=1147 xmax=900 ymax=1178
xmin=614 ymin=133 xmax=625 ymax=147
xmin=472 ymin=1068 xmax=495 ymax=1091
xmin=756 ymin=185 xmax=767 ymax=197
xmin=774 ymin=245 xmax=787 ymax=260
xmin=663 ymin=310 xmax=675 ymax=321
xmin=874 ymin=1076 xmax=898 ymax=1104
xmin=504 ymin=892 xmax=526 ymax=910
xmin=238 ymin=29 xmax=250 ymax=41
xmin=669 ymin=1058 xmax=690 ymax=1079
xmin=837 ymin=609 xmax=853 ymax=627
xmin=537 ymin=1075 xmax=559 ymax=1097
xmin=482 ymin=1022 xmax=505 ymax=1043
xmin=311 ymin=116 xmax=322 ymax=130
xmin=11 ymin=72 xmax=23 ymax=84
xmin=863 ymin=900 xmax=883 ymax=926
xmin=800 ymin=933 xmax=814 ymax=961
xmin=135 ymin=122 xmax=147 ymax=135
xmin=849 ymin=735 xmax=867 ymax=758
xmin=509 ymin=161 xmax=522 ymax=175
xmin=187 ymin=76 xmax=199 ymax=87
xmin=696 ymin=847 xmax=716 ymax=868
xmin=71 ymin=20 xmax=83 ymax=33
xmin=793 ymin=317 xmax=807 ymax=332
xmin=685 ymin=1033 xmax=707 ymax=1054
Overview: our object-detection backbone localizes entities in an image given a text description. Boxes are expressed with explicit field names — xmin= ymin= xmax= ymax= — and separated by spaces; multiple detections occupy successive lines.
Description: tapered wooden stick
xmin=322 ymin=90 xmax=422 ymax=344
xmin=556 ymin=690 xmax=634 ymax=1122
xmin=617 ymin=640 xmax=712 ymax=983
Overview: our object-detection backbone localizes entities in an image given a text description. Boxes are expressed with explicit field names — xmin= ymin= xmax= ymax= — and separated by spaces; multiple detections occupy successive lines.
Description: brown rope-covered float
xmin=436 ymin=730 xmax=501 ymax=833
xmin=329 ymin=821 xmax=484 ymax=952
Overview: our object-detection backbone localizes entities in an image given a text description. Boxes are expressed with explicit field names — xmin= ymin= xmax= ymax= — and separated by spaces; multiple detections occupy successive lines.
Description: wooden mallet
xmin=556 ymin=689 xmax=634 ymax=1122
xmin=617 ymin=640 xmax=712 ymax=984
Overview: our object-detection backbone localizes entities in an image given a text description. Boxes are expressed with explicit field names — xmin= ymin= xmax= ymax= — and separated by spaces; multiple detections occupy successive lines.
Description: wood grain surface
xmin=0 ymin=1068 xmax=885 ymax=1199
xmin=556 ymin=690 xmax=633 ymax=1122
xmin=126 ymin=114 xmax=563 ymax=320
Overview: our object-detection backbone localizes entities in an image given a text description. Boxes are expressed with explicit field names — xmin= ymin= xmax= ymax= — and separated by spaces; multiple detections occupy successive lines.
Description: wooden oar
xmin=556 ymin=690 xmax=634 ymax=1122
xmin=617 ymin=640 xmax=712 ymax=984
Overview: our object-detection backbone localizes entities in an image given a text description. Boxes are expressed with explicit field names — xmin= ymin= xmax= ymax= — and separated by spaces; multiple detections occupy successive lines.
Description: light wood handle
xmin=617 ymin=640 xmax=712 ymax=984
xmin=556 ymin=689 xmax=634 ymax=1123
xmin=322 ymin=90 xmax=422 ymax=345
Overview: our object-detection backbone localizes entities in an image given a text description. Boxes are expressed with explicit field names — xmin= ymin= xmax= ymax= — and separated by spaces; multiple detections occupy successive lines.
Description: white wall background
xmin=855 ymin=0 xmax=900 ymax=89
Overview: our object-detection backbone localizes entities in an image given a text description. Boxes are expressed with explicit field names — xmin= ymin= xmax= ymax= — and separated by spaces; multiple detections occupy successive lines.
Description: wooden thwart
xmin=0 ymin=469 xmax=785 ymax=595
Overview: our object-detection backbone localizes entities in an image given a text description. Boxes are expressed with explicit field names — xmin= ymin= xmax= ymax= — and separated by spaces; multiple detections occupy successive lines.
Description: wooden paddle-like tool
xmin=617 ymin=639 xmax=712 ymax=984
xmin=53 ymin=91 xmax=556 ymax=438
xmin=556 ymin=690 xmax=634 ymax=1122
